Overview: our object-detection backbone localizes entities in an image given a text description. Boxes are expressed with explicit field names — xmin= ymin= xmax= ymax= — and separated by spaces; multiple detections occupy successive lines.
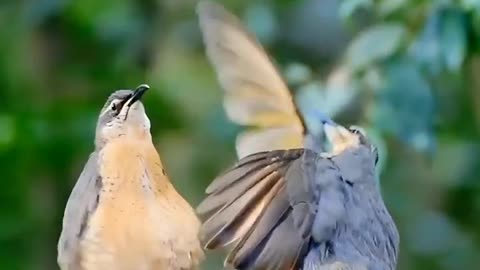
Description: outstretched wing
xmin=197 ymin=1 xmax=306 ymax=158
xmin=57 ymin=153 xmax=101 ymax=270
xmin=197 ymin=149 xmax=346 ymax=270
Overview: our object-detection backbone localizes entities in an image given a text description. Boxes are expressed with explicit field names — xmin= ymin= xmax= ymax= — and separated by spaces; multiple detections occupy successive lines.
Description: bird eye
xmin=349 ymin=127 xmax=361 ymax=135
xmin=108 ymin=96 xmax=131 ymax=115
xmin=348 ymin=126 xmax=366 ymax=136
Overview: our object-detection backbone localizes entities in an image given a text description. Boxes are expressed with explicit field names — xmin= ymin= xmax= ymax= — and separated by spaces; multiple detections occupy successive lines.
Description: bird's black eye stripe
xmin=110 ymin=95 xmax=132 ymax=114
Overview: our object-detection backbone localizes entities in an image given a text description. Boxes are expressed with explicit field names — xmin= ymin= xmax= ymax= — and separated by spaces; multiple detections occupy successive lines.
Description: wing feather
xmin=236 ymin=127 xmax=304 ymax=159
xmin=197 ymin=162 xmax=283 ymax=218
xmin=197 ymin=149 xmax=316 ymax=270
xmin=57 ymin=153 xmax=101 ymax=270
xmin=197 ymin=1 xmax=306 ymax=158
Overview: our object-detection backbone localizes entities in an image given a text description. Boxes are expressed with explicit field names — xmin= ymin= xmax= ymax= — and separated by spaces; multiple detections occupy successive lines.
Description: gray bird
xmin=196 ymin=2 xmax=399 ymax=270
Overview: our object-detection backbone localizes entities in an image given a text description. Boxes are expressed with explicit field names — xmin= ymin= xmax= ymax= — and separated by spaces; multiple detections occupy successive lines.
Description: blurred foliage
xmin=0 ymin=0 xmax=479 ymax=270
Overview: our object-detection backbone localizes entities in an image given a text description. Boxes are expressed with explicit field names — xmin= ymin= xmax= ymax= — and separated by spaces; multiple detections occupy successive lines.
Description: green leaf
xmin=284 ymin=62 xmax=312 ymax=85
xmin=346 ymin=23 xmax=406 ymax=71
xmin=339 ymin=0 xmax=373 ymax=20
xmin=378 ymin=0 xmax=408 ymax=17
xmin=408 ymin=7 xmax=443 ymax=75
xmin=0 ymin=114 xmax=15 ymax=152
xmin=440 ymin=9 xmax=467 ymax=72
xmin=461 ymin=0 xmax=480 ymax=11
xmin=245 ymin=3 xmax=277 ymax=45
xmin=473 ymin=13 xmax=480 ymax=50
xmin=371 ymin=58 xmax=436 ymax=154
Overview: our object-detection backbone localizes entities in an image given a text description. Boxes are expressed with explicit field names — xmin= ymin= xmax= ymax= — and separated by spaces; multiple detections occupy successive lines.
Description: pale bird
xmin=57 ymin=84 xmax=204 ymax=270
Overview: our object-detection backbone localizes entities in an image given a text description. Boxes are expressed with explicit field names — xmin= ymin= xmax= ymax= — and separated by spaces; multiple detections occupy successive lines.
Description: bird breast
xmin=80 ymin=137 xmax=203 ymax=270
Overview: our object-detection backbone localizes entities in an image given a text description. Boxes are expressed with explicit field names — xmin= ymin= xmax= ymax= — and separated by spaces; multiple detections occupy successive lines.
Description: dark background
xmin=0 ymin=0 xmax=479 ymax=269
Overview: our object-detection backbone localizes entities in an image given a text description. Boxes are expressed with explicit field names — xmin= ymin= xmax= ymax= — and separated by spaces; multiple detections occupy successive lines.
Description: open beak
xmin=127 ymin=84 xmax=150 ymax=106
xmin=322 ymin=119 xmax=359 ymax=156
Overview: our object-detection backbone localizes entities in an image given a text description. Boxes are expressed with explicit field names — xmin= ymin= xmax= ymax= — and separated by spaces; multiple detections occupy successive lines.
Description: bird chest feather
xmin=80 ymin=138 xmax=203 ymax=270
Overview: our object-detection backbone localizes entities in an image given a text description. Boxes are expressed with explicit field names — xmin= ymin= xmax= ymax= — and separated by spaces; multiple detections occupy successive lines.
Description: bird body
xmin=58 ymin=85 xmax=203 ymax=270
xmin=196 ymin=2 xmax=399 ymax=269
xmin=304 ymin=147 xmax=398 ymax=270
xmin=197 ymin=141 xmax=398 ymax=270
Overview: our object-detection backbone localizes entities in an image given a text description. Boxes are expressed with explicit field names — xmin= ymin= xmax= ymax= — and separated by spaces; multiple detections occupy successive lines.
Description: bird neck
xmin=99 ymin=135 xmax=174 ymax=193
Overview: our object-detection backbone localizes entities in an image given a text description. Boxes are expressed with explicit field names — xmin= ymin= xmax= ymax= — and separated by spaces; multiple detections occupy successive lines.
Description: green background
xmin=0 ymin=0 xmax=479 ymax=269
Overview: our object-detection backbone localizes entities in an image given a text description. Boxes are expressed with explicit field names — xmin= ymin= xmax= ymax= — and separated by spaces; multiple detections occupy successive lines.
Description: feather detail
xmin=197 ymin=1 xmax=306 ymax=158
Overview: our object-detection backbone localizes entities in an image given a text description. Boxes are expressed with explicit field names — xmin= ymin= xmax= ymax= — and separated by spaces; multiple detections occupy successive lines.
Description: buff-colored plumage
xmin=58 ymin=85 xmax=204 ymax=270
xmin=196 ymin=1 xmax=306 ymax=159
xmin=80 ymin=138 xmax=203 ymax=270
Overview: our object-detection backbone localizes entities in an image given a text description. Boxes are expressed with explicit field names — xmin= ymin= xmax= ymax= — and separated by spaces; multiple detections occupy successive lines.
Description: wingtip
xmin=195 ymin=200 xmax=209 ymax=216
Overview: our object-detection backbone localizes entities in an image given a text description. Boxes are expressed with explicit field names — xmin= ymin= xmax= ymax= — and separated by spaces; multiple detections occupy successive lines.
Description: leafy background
xmin=1 ymin=0 xmax=479 ymax=269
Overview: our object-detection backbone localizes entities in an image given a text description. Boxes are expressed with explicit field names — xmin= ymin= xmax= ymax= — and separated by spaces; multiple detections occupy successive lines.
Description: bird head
xmin=321 ymin=118 xmax=379 ymax=165
xmin=95 ymin=84 xmax=151 ymax=148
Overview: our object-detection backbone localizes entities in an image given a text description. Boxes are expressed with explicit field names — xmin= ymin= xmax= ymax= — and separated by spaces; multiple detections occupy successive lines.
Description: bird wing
xmin=57 ymin=153 xmax=101 ymax=270
xmin=197 ymin=149 xmax=346 ymax=270
xmin=197 ymin=1 xmax=306 ymax=159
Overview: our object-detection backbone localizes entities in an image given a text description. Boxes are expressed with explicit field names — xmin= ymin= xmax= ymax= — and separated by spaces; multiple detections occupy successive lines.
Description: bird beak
xmin=127 ymin=84 xmax=150 ymax=106
xmin=322 ymin=119 xmax=359 ymax=156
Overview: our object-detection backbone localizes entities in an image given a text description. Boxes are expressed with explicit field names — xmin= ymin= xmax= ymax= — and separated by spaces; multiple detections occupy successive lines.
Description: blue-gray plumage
xmin=305 ymin=139 xmax=398 ymax=270
xmin=197 ymin=121 xmax=399 ymax=270
xmin=195 ymin=1 xmax=399 ymax=269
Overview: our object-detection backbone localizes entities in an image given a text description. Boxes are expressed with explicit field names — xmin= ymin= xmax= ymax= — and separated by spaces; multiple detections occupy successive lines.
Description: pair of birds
xmin=57 ymin=1 xmax=399 ymax=270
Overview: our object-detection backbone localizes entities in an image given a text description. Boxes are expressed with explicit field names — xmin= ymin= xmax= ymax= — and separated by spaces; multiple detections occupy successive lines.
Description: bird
xmin=57 ymin=84 xmax=204 ymax=270
xmin=195 ymin=1 xmax=400 ymax=270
